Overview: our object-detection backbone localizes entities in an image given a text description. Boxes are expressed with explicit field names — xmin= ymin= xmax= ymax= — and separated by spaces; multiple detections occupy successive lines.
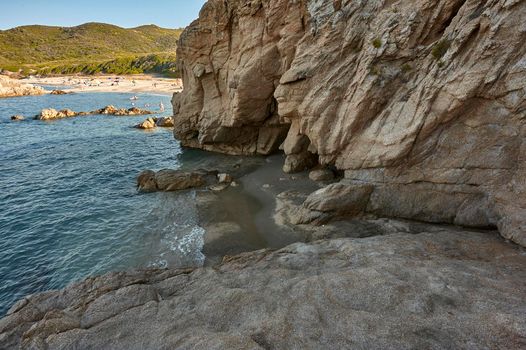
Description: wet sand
xmin=23 ymin=74 xmax=182 ymax=95
xmin=191 ymin=152 xmax=323 ymax=265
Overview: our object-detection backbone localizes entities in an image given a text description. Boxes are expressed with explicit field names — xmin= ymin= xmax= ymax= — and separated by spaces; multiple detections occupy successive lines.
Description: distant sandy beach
xmin=24 ymin=74 xmax=183 ymax=95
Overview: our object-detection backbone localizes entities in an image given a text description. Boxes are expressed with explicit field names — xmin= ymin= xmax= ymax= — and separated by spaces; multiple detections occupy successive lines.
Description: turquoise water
xmin=0 ymin=91 xmax=206 ymax=315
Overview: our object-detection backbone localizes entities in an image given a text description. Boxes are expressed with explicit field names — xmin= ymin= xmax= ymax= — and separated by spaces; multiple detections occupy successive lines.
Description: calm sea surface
xmin=0 ymin=90 xmax=206 ymax=315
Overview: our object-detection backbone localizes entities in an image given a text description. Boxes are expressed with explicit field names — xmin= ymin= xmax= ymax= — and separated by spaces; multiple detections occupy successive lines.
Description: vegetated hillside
xmin=36 ymin=53 xmax=180 ymax=77
xmin=0 ymin=23 xmax=183 ymax=76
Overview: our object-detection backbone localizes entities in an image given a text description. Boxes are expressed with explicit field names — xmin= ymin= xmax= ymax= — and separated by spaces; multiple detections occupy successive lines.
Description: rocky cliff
xmin=172 ymin=0 xmax=526 ymax=246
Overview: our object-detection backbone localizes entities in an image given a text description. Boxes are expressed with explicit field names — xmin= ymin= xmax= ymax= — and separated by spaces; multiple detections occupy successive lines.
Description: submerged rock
xmin=1 ymin=228 xmax=524 ymax=349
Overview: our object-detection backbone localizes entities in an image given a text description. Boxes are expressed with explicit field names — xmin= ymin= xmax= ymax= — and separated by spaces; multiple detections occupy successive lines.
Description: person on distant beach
xmin=159 ymin=102 xmax=165 ymax=112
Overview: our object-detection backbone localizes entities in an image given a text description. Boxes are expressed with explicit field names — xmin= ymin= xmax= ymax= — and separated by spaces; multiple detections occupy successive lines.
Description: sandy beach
xmin=24 ymin=74 xmax=183 ymax=95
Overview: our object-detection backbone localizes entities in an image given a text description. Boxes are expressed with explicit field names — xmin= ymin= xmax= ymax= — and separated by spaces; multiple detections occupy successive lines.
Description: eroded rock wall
xmin=173 ymin=0 xmax=526 ymax=245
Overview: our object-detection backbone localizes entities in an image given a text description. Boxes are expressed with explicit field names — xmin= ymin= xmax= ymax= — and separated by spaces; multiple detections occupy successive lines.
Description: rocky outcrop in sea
xmin=0 ymin=76 xmax=45 ymax=98
xmin=34 ymin=106 xmax=154 ymax=120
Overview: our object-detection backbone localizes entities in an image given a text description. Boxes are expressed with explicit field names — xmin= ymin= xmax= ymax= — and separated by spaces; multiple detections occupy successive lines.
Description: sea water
xmin=0 ymin=91 xmax=206 ymax=315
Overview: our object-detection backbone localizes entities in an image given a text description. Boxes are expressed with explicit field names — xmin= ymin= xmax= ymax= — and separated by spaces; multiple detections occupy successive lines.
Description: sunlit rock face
xmin=173 ymin=0 xmax=526 ymax=246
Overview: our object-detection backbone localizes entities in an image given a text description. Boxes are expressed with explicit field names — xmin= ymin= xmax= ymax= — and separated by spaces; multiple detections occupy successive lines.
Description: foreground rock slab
xmin=1 ymin=229 xmax=524 ymax=349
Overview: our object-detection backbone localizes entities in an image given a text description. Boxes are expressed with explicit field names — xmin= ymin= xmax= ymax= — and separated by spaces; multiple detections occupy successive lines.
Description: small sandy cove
xmin=25 ymin=74 xmax=183 ymax=95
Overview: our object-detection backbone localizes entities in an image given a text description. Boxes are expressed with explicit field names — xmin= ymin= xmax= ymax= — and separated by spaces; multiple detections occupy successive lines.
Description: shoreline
xmin=23 ymin=74 xmax=183 ymax=95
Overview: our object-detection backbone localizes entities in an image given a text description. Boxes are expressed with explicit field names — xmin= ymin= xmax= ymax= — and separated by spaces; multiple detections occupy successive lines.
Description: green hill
xmin=0 ymin=23 xmax=183 ymax=76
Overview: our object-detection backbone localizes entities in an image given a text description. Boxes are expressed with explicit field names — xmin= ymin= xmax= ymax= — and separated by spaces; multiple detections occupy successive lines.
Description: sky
xmin=0 ymin=0 xmax=207 ymax=30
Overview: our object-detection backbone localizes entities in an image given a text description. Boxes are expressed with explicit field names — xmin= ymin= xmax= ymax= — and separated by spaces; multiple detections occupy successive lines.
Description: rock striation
xmin=1 ymin=227 xmax=524 ymax=349
xmin=172 ymin=0 xmax=526 ymax=246
xmin=0 ymin=76 xmax=45 ymax=98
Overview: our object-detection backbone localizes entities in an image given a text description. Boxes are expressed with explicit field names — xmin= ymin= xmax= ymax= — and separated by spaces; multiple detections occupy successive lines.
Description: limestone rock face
xmin=173 ymin=0 xmax=526 ymax=246
xmin=0 ymin=76 xmax=45 ymax=98
xmin=1 ymin=229 xmax=525 ymax=349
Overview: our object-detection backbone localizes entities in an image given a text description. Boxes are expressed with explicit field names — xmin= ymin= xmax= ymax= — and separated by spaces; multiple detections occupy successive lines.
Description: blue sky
xmin=0 ymin=0 xmax=207 ymax=29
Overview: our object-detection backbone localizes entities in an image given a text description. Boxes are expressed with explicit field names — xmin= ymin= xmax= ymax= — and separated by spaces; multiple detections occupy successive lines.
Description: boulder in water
xmin=136 ymin=170 xmax=157 ymax=192
xmin=155 ymin=117 xmax=174 ymax=127
xmin=10 ymin=115 xmax=24 ymax=121
xmin=134 ymin=118 xmax=157 ymax=130
xmin=50 ymin=90 xmax=68 ymax=95
xmin=137 ymin=169 xmax=219 ymax=193
xmin=95 ymin=105 xmax=119 ymax=115
xmin=114 ymin=107 xmax=153 ymax=116
xmin=35 ymin=108 xmax=78 ymax=120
